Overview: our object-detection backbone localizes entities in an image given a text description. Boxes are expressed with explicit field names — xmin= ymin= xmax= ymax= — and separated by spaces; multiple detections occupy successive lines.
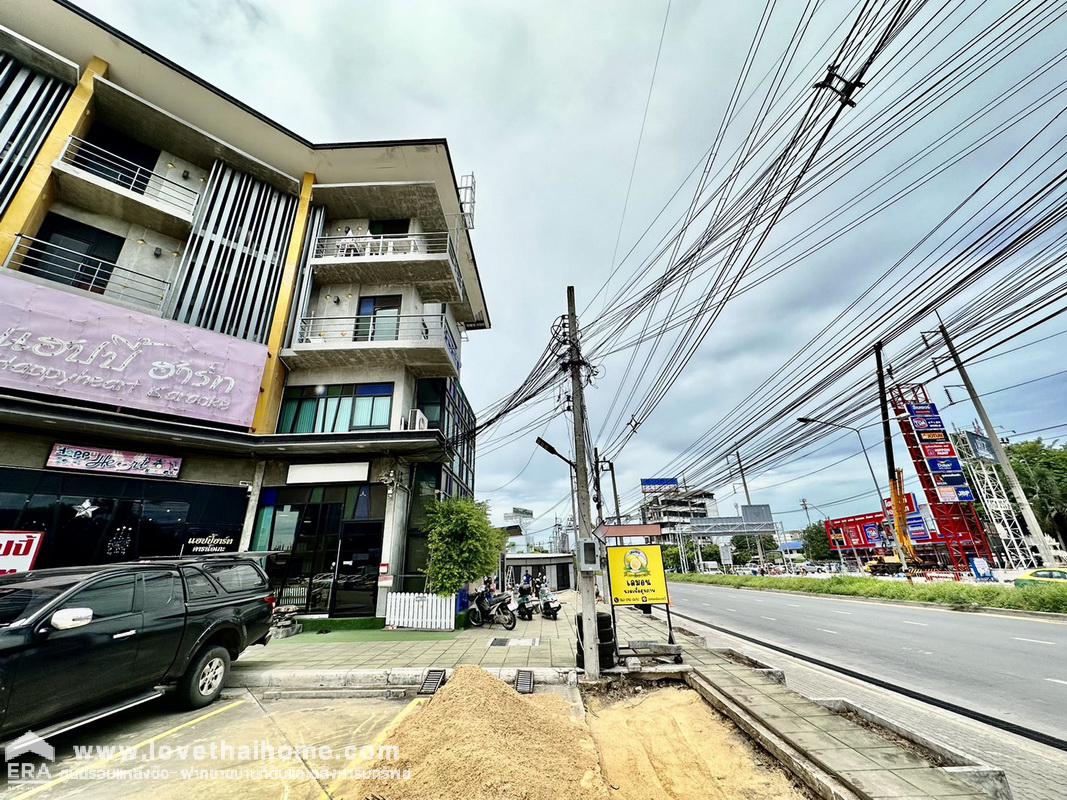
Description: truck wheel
xmin=179 ymin=645 xmax=230 ymax=709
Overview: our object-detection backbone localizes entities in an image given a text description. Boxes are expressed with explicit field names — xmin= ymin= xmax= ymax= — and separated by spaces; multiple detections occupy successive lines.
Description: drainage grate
xmin=418 ymin=668 xmax=447 ymax=695
xmin=515 ymin=669 xmax=534 ymax=694
xmin=489 ymin=637 xmax=540 ymax=647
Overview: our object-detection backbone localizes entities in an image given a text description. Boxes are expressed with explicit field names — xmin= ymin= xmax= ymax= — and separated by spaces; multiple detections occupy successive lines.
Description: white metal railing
xmin=296 ymin=313 xmax=460 ymax=370
xmin=3 ymin=234 xmax=170 ymax=312
xmin=313 ymin=231 xmax=465 ymax=300
xmin=60 ymin=136 xmax=200 ymax=217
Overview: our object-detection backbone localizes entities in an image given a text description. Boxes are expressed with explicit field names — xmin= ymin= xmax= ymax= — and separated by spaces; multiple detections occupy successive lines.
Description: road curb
xmin=667 ymin=580 xmax=1067 ymax=621
xmin=685 ymin=670 xmax=862 ymax=800
xmin=228 ymin=665 xmax=576 ymax=689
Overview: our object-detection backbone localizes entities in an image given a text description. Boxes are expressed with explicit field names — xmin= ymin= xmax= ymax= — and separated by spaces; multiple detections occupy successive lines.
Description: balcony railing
xmin=59 ymin=136 xmax=200 ymax=217
xmin=296 ymin=313 xmax=460 ymax=371
xmin=3 ymin=234 xmax=170 ymax=312
xmin=313 ymin=232 xmax=465 ymax=300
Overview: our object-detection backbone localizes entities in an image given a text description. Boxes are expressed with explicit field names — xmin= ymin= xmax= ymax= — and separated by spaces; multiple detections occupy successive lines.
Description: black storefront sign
xmin=0 ymin=467 xmax=246 ymax=569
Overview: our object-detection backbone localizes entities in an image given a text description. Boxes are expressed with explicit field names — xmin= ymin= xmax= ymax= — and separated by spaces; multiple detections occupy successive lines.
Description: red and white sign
xmin=921 ymin=442 xmax=957 ymax=459
xmin=882 ymin=493 xmax=919 ymax=517
xmin=0 ymin=532 xmax=45 ymax=575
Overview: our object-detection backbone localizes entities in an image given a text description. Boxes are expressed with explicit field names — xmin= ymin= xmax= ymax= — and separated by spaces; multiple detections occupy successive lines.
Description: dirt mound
xmin=347 ymin=666 xmax=608 ymax=800
xmin=586 ymin=686 xmax=807 ymax=800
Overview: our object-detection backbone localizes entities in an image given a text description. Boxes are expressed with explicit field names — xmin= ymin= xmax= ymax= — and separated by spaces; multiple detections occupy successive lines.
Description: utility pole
xmin=874 ymin=343 xmax=909 ymax=570
xmin=735 ymin=448 xmax=764 ymax=566
xmin=604 ymin=459 xmax=623 ymax=524
xmin=592 ymin=447 xmax=606 ymax=525
xmin=566 ymin=286 xmax=600 ymax=679
xmin=801 ymin=499 xmax=812 ymax=525
xmin=937 ymin=320 xmax=1057 ymax=566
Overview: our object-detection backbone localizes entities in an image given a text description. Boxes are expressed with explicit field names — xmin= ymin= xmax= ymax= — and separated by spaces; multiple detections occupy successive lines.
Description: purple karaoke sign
xmin=0 ymin=275 xmax=267 ymax=427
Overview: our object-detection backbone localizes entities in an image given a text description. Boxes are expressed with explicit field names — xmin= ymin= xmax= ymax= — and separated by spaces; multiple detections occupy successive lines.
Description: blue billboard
xmin=927 ymin=457 xmax=963 ymax=474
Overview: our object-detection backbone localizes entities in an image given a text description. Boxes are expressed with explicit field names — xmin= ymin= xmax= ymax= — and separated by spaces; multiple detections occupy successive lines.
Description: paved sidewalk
xmin=660 ymin=608 xmax=1066 ymax=800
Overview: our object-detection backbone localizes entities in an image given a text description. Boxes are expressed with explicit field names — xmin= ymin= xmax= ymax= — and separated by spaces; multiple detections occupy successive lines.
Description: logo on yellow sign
xmin=607 ymin=544 xmax=669 ymax=605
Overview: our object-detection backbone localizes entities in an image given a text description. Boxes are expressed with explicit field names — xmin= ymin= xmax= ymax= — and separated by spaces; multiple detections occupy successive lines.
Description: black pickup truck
xmin=0 ymin=556 xmax=274 ymax=741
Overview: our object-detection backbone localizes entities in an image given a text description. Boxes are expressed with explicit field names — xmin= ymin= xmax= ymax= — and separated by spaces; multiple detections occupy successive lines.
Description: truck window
xmin=182 ymin=568 xmax=218 ymax=600
xmin=203 ymin=563 xmax=267 ymax=593
xmin=142 ymin=571 xmax=182 ymax=612
xmin=61 ymin=575 xmax=135 ymax=620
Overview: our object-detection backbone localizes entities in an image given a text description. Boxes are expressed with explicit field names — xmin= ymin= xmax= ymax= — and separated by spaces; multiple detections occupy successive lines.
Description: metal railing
xmin=3 ymin=234 xmax=171 ymax=312
xmin=313 ymin=231 xmax=465 ymax=300
xmin=296 ymin=313 xmax=460 ymax=370
xmin=60 ymin=136 xmax=200 ymax=217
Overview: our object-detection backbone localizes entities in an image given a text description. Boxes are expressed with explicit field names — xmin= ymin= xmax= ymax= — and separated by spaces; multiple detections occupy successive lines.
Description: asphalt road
xmin=666 ymin=582 xmax=1067 ymax=741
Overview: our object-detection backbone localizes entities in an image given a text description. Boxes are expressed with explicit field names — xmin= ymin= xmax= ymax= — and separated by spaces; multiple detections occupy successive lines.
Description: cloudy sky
xmin=74 ymin=0 xmax=1067 ymax=537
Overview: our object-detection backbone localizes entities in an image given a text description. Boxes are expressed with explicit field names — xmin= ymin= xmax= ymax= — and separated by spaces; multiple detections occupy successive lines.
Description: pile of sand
xmin=346 ymin=666 xmax=609 ymax=800
xmin=586 ymin=686 xmax=808 ymax=800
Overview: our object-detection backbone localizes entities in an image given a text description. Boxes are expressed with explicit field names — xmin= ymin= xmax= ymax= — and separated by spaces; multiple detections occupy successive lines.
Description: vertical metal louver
xmin=0 ymin=54 xmax=72 ymax=215
xmin=168 ymin=162 xmax=298 ymax=343
xmin=284 ymin=204 xmax=324 ymax=347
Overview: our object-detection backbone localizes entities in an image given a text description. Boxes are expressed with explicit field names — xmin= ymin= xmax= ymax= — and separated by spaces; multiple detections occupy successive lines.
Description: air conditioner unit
xmin=409 ymin=409 xmax=429 ymax=431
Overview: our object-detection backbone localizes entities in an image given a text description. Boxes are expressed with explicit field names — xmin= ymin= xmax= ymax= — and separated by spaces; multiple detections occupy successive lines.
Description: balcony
xmin=310 ymin=232 xmax=465 ymax=304
xmin=3 ymin=234 xmax=170 ymax=313
xmin=52 ymin=137 xmax=201 ymax=238
xmin=281 ymin=313 xmax=460 ymax=377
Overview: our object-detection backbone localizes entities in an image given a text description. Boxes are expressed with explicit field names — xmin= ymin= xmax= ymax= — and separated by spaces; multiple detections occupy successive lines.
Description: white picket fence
xmin=385 ymin=591 xmax=456 ymax=631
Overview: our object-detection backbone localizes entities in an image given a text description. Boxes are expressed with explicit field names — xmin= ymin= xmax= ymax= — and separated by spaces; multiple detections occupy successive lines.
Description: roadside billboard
xmin=640 ymin=478 xmax=679 ymax=493
xmin=607 ymin=545 xmax=669 ymax=605
xmin=824 ymin=511 xmax=885 ymax=550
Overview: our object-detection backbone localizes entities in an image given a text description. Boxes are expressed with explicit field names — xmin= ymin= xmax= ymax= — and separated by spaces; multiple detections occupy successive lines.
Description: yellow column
xmin=0 ymin=56 xmax=109 ymax=262
xmin=252 ymin=171 xmax=315 ymax=433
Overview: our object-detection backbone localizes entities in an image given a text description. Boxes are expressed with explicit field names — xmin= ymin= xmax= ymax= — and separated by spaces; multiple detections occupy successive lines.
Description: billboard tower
xmin=954 ymin=429 xmax=1034 ymax=569
xmin=889 ymin=384 xmax=993 ymax=571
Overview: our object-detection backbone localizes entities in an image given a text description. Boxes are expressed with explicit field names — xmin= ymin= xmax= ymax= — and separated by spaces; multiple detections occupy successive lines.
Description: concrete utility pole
xmin=607 ymin=460 xmax=623 ymax=525
xmin=937 ymin=320 xmax=1057 ymax=566
xmin=735 ymin=448 xmax=764 ymax=566
xmin=566 ymin=286 xmax=600 ymax=678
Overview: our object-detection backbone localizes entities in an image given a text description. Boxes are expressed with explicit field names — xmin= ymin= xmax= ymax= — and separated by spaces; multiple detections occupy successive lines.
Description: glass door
xmin=328 ymin=521 xmax=384 ymax=617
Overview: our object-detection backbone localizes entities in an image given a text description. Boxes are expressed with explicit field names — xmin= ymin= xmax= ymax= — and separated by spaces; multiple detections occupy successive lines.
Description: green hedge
xmin=667 ymin=573 xmax=1067 ymax=614
xmin=297 ymin=616 xmax=387 ymax=631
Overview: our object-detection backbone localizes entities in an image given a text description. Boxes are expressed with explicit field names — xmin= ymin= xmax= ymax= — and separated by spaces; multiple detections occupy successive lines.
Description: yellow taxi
xmin=1014 ymin=568 xmax=1067 ymax=588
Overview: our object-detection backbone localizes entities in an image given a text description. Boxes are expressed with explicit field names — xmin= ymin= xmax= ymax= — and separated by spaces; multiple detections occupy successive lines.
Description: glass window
xmin=271 ymin=508 xmax=301 ymax=550
xmin=0 ymin=574 xmax=82 ymax=627
xmin=142 ymin=571 xmax=182 ymax=612
xmin=251 ymin=506 xmax=274 ymax=551
xmin=204 ymin=562 xmax=267 ymax=593
xmin=182 ymin=568 xmax=218 ymax=600
xmin=278 ymin=384 xmax=393 ymax=433
xmin=62 ymin=575 xmax=135 ymax=619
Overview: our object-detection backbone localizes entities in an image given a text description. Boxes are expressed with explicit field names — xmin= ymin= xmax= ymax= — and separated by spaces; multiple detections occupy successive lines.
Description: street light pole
xmin=798 ymin=416 xmax=901 ymax=569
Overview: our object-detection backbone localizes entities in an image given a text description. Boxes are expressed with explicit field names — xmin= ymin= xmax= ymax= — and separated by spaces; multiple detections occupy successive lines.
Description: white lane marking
xmin=702 ymin=602 xmax=713 ymax=607
xmin=786 ymin=603 xmax=801 ymax=608
xmin=752 ymin=598 xmax=765 ymax=602
xmin=830 ymin=610 xmax=852 ymax=615
xmin=760 ymin=616 xmax=777 ymax=621
xmin=1013 ymin=637 xmax=1056 ymax=645
xmin=1045 ymin=678 xmax=1067 ymax=686
xmin=817 ymin=628 xmax=838 ymax=635
xmin=901 ymin=620 xmax=928 ymax=627
xmin=726 ymin=608 xmax=737 ymax=612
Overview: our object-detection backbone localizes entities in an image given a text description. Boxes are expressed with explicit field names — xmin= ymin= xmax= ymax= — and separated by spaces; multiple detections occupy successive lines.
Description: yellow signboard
xmin=607 ymin=544 xmax=670 ymax=605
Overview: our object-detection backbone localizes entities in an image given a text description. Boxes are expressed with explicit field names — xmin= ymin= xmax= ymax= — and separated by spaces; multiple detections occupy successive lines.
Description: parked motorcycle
xmin=516 ymin=582 xmax=539 ymax=621
xmin=467 ymin=578 xmax=518 ymax=629
xmin=534 ymin=574 xmax=561 ymax=620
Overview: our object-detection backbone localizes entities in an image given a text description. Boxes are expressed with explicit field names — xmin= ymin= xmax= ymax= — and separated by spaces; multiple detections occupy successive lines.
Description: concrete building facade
xmin=0 ymin=1 xmax=490 ymax=619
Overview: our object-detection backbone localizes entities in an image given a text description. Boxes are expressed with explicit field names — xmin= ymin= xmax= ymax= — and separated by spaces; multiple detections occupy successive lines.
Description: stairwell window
xmin=278 ymin=383 xmax=393 ymax=433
